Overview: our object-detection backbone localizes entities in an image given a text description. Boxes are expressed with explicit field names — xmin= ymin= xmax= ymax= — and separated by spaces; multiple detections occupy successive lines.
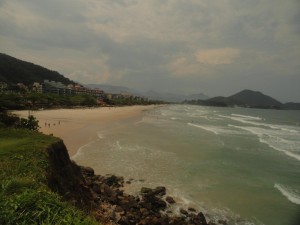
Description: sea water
xmin=73 ymin=105 xmax=300 ymax=225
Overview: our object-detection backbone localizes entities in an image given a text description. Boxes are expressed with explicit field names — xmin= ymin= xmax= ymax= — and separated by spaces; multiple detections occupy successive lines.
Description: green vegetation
xmin=0 ymin=53 xmax=75 ymax=86
xmin=0 ymin=109 xmax=39 ymax=130
xmin=0 ymin=92 xmax=98 ymax=110
xmin=0 ymin=129 xmax=98 ymax=225
xmin=107 ymin=97 xmax=164 ymax=106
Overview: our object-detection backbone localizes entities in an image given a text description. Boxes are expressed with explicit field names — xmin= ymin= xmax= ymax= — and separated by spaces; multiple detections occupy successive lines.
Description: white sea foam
xmin=231 ymin=114 xmax=262 ymax=120
xmin=222 ymin=115 xmax=300 ymax=134
xmin=228 ymin=124 xmax=300 ymax=161
xmin=188 ymin=123 xmax=218 ymax=135
xmin=97 ymin=132 xmax=105 ymax=139
xmin=259 ymin=139 xmax=300 ymax=161
xmin=71 ymin=139 xmax=98 ymax=160
xmin=274 ymin=183 xmax=300 ymax=205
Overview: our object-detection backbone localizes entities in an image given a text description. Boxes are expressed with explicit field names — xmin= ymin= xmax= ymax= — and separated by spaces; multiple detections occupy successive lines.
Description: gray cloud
xmin=0 ymin=0 xmax=299 ymax=102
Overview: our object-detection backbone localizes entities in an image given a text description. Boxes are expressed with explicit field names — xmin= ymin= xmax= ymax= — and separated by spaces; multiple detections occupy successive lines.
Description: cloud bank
xmin=0 ymin=0 xmax=299 ymax=101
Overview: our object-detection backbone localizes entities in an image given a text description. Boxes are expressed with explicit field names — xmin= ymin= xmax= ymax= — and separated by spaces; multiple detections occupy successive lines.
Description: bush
xmin=15 ymin=115 xmax=40 ymax=131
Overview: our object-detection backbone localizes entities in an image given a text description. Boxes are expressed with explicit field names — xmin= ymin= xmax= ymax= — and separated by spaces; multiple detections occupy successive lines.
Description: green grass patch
xmin=0 ymin=128 xmax=98 ymax=225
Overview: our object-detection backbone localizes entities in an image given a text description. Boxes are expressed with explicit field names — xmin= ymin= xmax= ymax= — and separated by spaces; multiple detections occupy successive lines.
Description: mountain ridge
xmin=187 ymin=89 xmax=300 ymax=110
xmin=0 ymin=53 xmax=75 ymax=85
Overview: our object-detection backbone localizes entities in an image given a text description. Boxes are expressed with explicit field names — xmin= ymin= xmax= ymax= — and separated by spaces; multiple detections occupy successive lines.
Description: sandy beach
xmin=14 ymin=105 xmax=157 ymax=157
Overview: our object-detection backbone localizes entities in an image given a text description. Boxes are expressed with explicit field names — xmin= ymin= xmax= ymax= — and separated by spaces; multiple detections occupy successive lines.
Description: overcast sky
xmin=0 ymin=0 xmax=299 ymax=102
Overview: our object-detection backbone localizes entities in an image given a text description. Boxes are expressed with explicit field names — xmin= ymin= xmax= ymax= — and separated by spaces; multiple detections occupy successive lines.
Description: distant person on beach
xmin=48 ymin=123 xmax=50 ymax=128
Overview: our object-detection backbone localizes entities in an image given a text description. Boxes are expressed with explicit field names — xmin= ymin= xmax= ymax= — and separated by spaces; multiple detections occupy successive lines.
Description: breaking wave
xmin=274 ymin=183 xmax=300 ymax=205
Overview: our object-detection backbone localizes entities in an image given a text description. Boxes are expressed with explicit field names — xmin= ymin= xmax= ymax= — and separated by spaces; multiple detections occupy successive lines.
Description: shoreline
xmin=13 ymin=105 xmax=159 ymax=157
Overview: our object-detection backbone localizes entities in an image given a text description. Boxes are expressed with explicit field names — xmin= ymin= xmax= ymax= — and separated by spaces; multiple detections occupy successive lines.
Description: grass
xmin=0 ymin=128 xmax=99 ymax=225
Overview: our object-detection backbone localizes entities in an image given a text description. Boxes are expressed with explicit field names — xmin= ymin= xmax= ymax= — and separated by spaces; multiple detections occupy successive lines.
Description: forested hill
xmin=185 ymin=89 xmax=300 ymax=110
xmin=0 ymin=53 xmax=75 ymax=85
xmin=228 ymin=89 xmax=283 ymax=108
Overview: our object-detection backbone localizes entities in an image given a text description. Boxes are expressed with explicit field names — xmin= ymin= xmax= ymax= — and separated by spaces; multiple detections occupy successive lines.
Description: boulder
xmin=153 ymin=186 xmax=166 ymax=196
xmin=81 ymin=166 xmax=94 ymax=176
xmin=140 ymin=187 xmax=153 ymax=195
xmin=166 ymin=196 xmax=176 ymax=204
xmin=180 ymin=208 xmax=188 ymax=215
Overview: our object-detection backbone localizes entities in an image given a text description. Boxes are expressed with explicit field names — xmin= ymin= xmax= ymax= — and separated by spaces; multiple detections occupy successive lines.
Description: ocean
xmin=72 ymin=105 xmax=300 ymax=225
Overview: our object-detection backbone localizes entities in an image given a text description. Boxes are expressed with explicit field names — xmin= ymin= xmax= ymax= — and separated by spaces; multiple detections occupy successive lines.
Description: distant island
xmin=184 ymin=89 xmax=300 ymax=110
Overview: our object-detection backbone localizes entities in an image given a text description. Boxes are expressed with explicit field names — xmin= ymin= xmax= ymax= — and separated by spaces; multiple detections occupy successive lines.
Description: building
xmin=32 ymin=82 xmax=43 ymax=93
xmin=89 ymin=88 xmax=106 ymax=100
xmin=0 ymin=82 xmax=8 ymax=92
xmin=37 ymin=80 xmax=106 ymax=100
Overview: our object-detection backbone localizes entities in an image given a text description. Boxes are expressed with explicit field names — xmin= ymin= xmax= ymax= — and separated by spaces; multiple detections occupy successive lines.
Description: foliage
xmin=0 ymin=92 xmax=98 ymax=110
xmin=0 ymin=111 xmax=39 ymax=131
xmin=0 ymin=53 xmax=75 ymax=86
xmin=0 ymin=112 xmax=20 ymax=127
xmin=15 ymin=115 xmax=40 ymax=131
xmin=0 ymin=129 xmax=99 ymax=225
xmin=107 ymin=97 xmax=164 ymax=106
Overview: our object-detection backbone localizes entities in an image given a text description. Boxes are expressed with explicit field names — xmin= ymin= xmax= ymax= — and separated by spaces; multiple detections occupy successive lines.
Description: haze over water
xmin=73 ymin=105 xmax=300 ymax=225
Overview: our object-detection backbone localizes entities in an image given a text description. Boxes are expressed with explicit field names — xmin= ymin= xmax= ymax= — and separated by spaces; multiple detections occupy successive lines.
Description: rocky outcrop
xmin=45 ymin=140 xmax=227 ymax=225
xmin=45 ymin=140 xmax=94 ymax=211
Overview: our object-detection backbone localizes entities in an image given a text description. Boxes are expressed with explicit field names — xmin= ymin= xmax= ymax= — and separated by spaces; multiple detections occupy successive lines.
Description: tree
xmin=15 ymin=115 xmax=40 ymax=131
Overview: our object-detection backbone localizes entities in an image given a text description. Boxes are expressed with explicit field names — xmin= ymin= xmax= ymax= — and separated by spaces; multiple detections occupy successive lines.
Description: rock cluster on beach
xmin=80 ymin=166 xmax=227 ymax=225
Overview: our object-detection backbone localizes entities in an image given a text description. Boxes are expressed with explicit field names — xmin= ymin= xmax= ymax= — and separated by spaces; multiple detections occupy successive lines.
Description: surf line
xmin=274 ymin=183 xmax=300 ymax=205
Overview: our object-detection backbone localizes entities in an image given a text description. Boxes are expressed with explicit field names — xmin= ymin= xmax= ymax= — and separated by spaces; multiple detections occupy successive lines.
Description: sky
xmin=0 ymin=0 xmax=299 ymax=102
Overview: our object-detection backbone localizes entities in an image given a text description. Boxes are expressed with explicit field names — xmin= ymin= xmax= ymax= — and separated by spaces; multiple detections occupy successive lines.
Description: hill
xmin=185 ymin=89 xmax=299 ymax=110
xmin=228 ymin=89 xmax=282 ymax=108
xmin=205 ymin=89 xmax=284 ymax=109
xmin=0 ymin=53 xmax=75 ymax=85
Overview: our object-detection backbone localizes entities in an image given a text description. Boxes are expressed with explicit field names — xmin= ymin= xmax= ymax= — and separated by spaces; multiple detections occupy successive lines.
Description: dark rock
xmin=139 ymin=201 xmax=152 ymax=210
xmin=92 ymin=182 xmax=101 ymax=194
xmin=166 ymin=196 xmax=176 ymax=204
xmin=81 ymin=166 xmax=94 ymax=176
xmin=188 ymin=207 xmax=196 ymax=212
xmin=208 ymin=222 xmax=217 ymax=225
xmin=102 ymin=184 xmax=113 ymax=196
xmin=140 ymin=207 xmax=148 ymax=215
xmin=154 ymin=197 xmax=167 ymax=209
xmin=190 ymin=212 xmax=208 ymax=225
xmin=140 ymin=187 xmax=153 ymax=195
xmin=153 ymin=186 xmax=166 ymax=196
xmin=115 ymin=205 xmax=124 ymax=213
xmin=180 ymin=208 xmax=189 ymax=215
xmin=104 ymin=175 xmax=123 ymax=187
xmin=218 ymin=219 xmax=228 ymax=225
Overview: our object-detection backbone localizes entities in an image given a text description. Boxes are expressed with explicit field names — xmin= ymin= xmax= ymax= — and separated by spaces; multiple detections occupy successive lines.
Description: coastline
xmin=13 ymin=105 xmax=158 ymax=157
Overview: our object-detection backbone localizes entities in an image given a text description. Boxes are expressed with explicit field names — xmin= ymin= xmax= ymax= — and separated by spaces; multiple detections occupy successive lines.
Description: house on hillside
xmin=0 ymin=82 xmax=7 ymax=92
xmin=32 ymin=82 xmax=43 ymax=93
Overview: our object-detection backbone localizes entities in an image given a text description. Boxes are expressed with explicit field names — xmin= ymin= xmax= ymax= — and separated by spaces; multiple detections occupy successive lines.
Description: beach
xmin=13 ymin=105 xmax=157 ymax=157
